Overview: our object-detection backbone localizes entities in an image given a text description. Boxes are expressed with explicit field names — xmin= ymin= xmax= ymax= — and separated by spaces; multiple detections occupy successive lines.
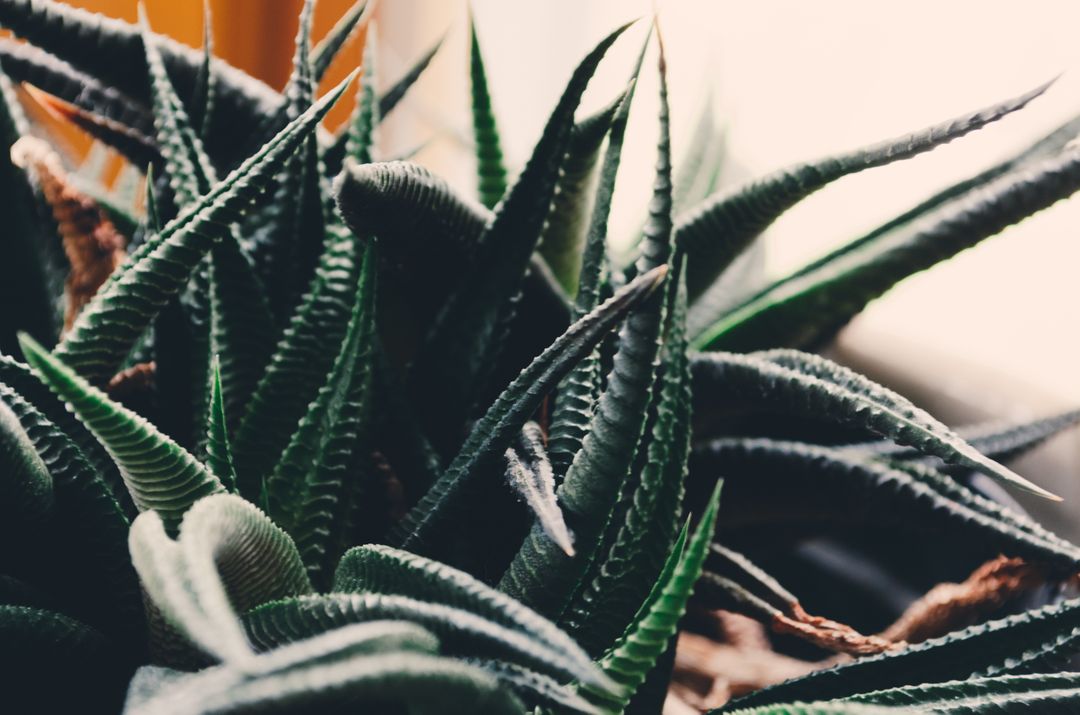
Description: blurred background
xmin=44 ymin=0 xmax=1080 ymax=533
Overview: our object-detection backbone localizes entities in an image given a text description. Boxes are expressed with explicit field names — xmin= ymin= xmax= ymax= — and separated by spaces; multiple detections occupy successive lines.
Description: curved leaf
xmin=333 ymin=544 xmax=594 ymax=675
xmin=697 ymin=143 xmax=1080 ymax=352
xmin=20 ymin=333 xmax=226 ymax=532
xmin=244 ymin=592 xmax=612 ymax=692
xmin=677 ymin=77 xmax=1053 ymax=303
xmin=724 ymin=596 xmax=1080 ymax=709
xmin=0 ymin=382 xmax=138 ymax=641
xmin=692 ymin=438 xmax=1080 ymax=569
xmin=129 ymin=650 xmax=520 ymax=715
xmin=690 ymin=350 xmax=1056 ymax=500
xmin=130 ymin=494 xmax=312 ymax=665
xmin=840 ymin=672 xmax=1080 ymax=713
xmin=697 ymin=107 xmax=1080 ymax=342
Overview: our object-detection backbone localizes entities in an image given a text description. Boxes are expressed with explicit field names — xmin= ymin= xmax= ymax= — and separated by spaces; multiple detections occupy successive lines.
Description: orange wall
xmin=51 ymin=0 xmax=362 ymax=129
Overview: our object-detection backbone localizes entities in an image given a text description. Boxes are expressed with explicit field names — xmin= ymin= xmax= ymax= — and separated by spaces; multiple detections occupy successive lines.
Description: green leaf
xmin=391 ymin=264 xmax=667 ymax=555
xmin=0 ymin=35 xmax=152 ymax=136
xmin=677 ymin=77 xmax=1053 ymax=304
xmin=563 ymin=258 xmax=692 ymax=654
xmin=467 ymin=659 xmax=600 ymax=714
xmin=0 ymin=354 xmax=127 ymax=510
xmin=696 ymin=142 xmax=1080 ymax=352
xmin=265 ymin=244 xmax=376 ymax=582
xmin=724 ymin=596 xmax=1080 ymax=708
xmin=52 ymin=72 xmax=353 ymax=385
xmin=715 ymin=106 xmax=1080 ymax=332
xmin=19 ymin=333 xmax=226 ymax=533
xmin=840 ymin=672 xmax=1080 ymax=713
xmin=719 ymin=704 xmax=904 ymax=715
xmin=584 ymin=478 xmax=723 ymax=711
xmin=693 ymin=438 xmax=1080 ymax=569
xmin=323 ymin=33 xmax=446 ymax=172
xmin=499 ymin=35 xmax=674 ymax=618
xmin=207 ymin=232 xmax=277 ymax=433
xmin=0 ymin=381 xmax=139 ymax=642
xmin=129 ymin=493 xmax=312 ymax=665
xmin=333 ymin=544 xmax=602 ymax=686
xmin=333 ymin=161 xmax=572 ymax=365
xmin=378 ymin=33 xmax=444 ymax=119
xmin=469 ymin=12 xmax=507 ymax=209
xmin=252 ymin=0 xmax=329 ymax=319
xmin=539 ymin=93 xmax=623 ymax=295
xmin=310 ymin=0 xmax=368 ymax=83
xmin=410 ymin=22 xmax=634 ymax=450
xmin=189 ymin=0 xmax=215 ymax=138
xmin=230 ymin=217 xmax=364 ymax=500
xmin=204 ymin=356 xmax=238 ymax=493
xmin=245 ymin=592 xmax=612 ymax=693
xmin=0 ymin=395 xmax=53 ymax=529
xmin=345 ymin=26 xmax=378 ymax=164
xmin=851 ymin=407 xmax=1080 ymax=466
xmin=128 ymin=649 xmax=521 ymax=715
xmin=547 ymin=78 xmax=640 ymax=477
xmin=691 ymin=350 xmax=1057 ymax=500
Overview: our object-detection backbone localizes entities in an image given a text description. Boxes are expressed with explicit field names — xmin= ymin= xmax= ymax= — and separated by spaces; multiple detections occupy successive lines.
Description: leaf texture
xmin=690 ymin=350 xmax=1057 ymax=499
xmin=692 ymin=438 xmax=1080 ymax=570
xmin=696 ymin=143 xmax=1080 ymax=352
xmin=723 ymin=596 xmax=1080 ymax=709
xmin=20 ymin=333 xmax=225 ymax=533
xmin=676 ymin=78 xmax=1053 ymax=304
xmin=391 ymin=265 xmax=667 ymax=554
xmin=500 ymin=37 xmax=676 ymax=618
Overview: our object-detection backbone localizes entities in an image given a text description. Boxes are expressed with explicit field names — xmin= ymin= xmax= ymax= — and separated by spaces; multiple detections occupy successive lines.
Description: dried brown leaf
xmin=880 ymin=555 xmax=1049 ymax=643
xmin=10 ymin=136 xmax=127 ymax=333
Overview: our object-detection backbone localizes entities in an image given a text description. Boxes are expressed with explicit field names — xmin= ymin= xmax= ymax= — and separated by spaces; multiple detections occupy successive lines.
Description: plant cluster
xmin=2 ymin=1 xmax=1080 ymax=713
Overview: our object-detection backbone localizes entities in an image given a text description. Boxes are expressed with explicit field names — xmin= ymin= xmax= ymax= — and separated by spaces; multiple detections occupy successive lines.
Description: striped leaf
xmin=392 ymin=265 xmax=668 ymax=554
xmin=20 ymin=333 xmax=225 ymax=534
xmin=676 ymin=78 xmax=1052 ymax=304
xmin=690 ymin=351 xmax=1056 ymax=500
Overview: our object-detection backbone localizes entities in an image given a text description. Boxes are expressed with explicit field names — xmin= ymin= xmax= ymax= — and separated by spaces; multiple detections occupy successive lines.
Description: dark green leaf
xmin=677 ymin=78 xmax=1053 ymax=304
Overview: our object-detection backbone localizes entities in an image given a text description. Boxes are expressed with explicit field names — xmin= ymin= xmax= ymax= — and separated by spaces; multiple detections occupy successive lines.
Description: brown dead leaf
xmin=880 ymin=555 xmax=1048 ymax=643
xmin=11 ymin=136 xmax=127 ymax=334
xmin=772 ymin=602 xmax=902 ymax=656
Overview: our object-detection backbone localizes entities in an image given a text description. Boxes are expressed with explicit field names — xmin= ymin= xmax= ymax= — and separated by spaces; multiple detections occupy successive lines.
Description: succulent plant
xmin=2 ymin=1 xmax=1080 ymax=713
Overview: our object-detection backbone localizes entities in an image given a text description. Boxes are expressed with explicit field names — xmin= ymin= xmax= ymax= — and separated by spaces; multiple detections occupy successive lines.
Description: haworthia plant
xmin=0 ymin=3 xmax=1079 ymax=713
